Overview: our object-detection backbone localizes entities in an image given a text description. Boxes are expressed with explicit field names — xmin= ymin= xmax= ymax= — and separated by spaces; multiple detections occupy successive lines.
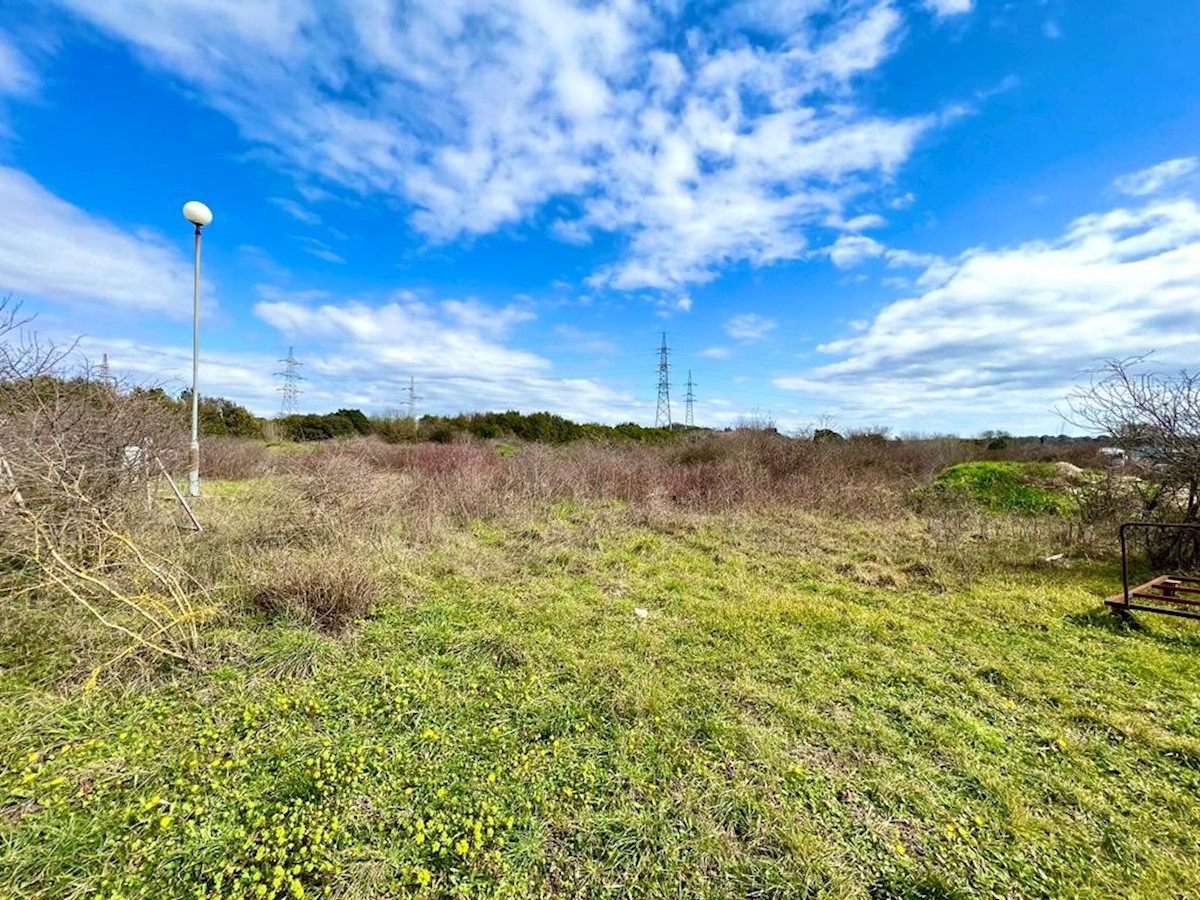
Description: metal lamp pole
xmin=182 ymin=200 xmax=213 ymax=498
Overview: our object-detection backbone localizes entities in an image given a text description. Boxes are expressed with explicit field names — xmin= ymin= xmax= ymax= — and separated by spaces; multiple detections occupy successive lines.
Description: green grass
xmin=3 ymin=496 xmax=1199 ymax=899
xmin=932 ymin=461 xmax=1080 ymax=515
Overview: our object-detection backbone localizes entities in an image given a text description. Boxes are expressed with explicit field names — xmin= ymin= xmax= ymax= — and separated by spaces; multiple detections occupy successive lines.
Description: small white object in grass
xmin=633 ymin=607 xmax=649 ymax=619
xmin=1044 ymin=553 xmax=1065 ymax=562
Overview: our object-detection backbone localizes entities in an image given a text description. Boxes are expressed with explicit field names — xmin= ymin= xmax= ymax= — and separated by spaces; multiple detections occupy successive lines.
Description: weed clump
xmin=249 ymin=551 xmax=381 ymax=633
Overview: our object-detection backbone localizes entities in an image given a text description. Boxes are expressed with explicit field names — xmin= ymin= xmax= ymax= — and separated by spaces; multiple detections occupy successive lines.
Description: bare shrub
xmin=673 ymin=436 xmax=729 ymax=467
xmin=190 ymin=426 xmax=1099 ymax=552
xmin=201 ymin=437 xmax=271 ymax=480
xmin=232 ymin=453 xmax=409 ymax=549
xmin=248 ymin=549 xmax=380 ymax=633
xmin=1 ymin=297 xmax=207 ymax=674
xmin=1067 ymin=357 xmax=1200 ymax=566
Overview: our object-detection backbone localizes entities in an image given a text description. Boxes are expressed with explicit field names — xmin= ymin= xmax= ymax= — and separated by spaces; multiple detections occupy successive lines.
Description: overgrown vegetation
xmin=5 ymin=477 xmax=1199 ymax=899
xmin=4 ymin=313 xmax=1199 ymax=898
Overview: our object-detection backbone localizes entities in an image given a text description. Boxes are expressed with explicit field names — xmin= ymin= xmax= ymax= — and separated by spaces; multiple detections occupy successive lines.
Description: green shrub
xmin=930 ymin=461 xmax=1077 ymax=515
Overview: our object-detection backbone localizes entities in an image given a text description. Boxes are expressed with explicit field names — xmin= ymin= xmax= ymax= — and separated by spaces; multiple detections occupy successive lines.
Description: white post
xmin=182 ymin=200 xmax=212 ymax=499
xmin=188 ymin=223 xmax=201 ymax=498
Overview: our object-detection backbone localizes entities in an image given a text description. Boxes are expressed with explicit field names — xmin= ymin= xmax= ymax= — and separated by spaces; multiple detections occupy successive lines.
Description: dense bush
xmin=334 ymin=408 xmax=372 ymax=435
xmin=279 ymin=409 xmax=370 ymax=442
xmin=201 ymin=436 xmax=271 ymax=479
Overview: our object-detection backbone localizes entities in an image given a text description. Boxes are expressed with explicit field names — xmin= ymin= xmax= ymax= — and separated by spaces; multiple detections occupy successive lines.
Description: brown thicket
xmin=0 ymin=298 xmax=209 ymax=679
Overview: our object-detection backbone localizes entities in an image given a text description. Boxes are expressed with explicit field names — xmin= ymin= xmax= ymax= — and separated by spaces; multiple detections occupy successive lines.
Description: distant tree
xmin=813 ymin=428 xmax=845 ymax=444
xmin=279 ymin=412 xmax=359 ymax=442
xmin=369 ymin=411 xmax=418 ymax=444
xmin=334 ymin=408 xmax=371 ymax=435
xmin=202 ymin=397 xmax=262 ymax=438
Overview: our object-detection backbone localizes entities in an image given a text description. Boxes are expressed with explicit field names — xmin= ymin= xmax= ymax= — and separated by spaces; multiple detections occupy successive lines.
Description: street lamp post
xmin=182 ymin=200 xmax=213 ymax=498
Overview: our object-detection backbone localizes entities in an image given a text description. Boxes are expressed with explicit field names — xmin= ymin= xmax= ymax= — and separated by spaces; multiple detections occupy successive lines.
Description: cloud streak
xmin=724 ymin=313 xmax=778 ymax=342
xmin=1113 ymin=157 xmax=1198 ymax=197
xmin=0 ymin=31 xmax=38 ymax=98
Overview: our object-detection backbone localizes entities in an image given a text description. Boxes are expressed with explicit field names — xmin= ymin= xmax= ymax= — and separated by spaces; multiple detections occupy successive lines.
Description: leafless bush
xmin=1 ymin=301 xmax=185 ymax=543
xmin=1 ymin=297 xmax=207 ymax=674
xmin=1067 ymin=356 xmax=1200 ymax=566
xmin=201 ymin=437 xmax=271 ymax=480
xmin=247 ymin=549 xmax=380 ymax=633
xmin=228 ymin=453 xmax=409 ymax=550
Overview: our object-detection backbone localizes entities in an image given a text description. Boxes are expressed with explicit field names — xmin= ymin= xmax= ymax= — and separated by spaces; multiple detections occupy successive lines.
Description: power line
xmin=655 ymin=331 xmax=672 ymax=428
xmin=276 ymin=347 xmax=304 ymax=415
xmin=684 ymin=369 xmax=696 ymax=427
xmin=405 ymin=376 xmax=423 ymax=420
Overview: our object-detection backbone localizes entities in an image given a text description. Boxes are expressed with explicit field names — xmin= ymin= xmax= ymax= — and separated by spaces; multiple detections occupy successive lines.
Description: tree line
xmin=129 ymin=387 xmax=684 ymax=445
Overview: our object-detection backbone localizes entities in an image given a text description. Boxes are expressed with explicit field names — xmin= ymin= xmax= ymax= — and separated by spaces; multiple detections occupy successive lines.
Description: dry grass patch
xmin=246 ymin=549 xmax=382 ymax=634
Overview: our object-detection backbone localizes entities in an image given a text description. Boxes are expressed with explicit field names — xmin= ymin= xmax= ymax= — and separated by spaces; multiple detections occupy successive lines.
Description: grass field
xmin=3 ymin=472 xmax=1199 ymax=899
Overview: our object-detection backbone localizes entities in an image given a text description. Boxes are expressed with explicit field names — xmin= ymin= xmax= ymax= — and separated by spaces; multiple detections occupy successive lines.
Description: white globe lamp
xmin=183 ymin=200 xmax=213 ymax=228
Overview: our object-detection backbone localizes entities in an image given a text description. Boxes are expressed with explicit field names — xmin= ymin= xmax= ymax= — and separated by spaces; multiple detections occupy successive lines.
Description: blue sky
xmin=0 ymin=0 xmax=1198 ymax=434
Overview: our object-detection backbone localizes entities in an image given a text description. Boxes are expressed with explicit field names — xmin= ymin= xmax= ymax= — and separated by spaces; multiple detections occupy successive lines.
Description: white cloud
xmin=553 ymin=324 xmax=618 ymax=356
xmin=1113 ymin=157 xmax=1198 ymax=197
xmin=1043 ymin=21 xmax=1062 ymax=39
xmin=839 ymin=213 xmax=886 ymax=231
xmin=253 ymin=296 xmax=544 ymax=382
xmin=812 ymin=3 xmax=903 ymax=80
xmin=676 ymin=295 xmax=693 ymax=312
xmin=0 ymin=31 xmax=38 ymax=97
xmin=923 ymin=0 xmax=972 ymax=17
xmin=885 ymin=248 xmax=943 ymax=269
xmin=724 ymin=313 xmax=777 ymax=342
xmin=825 ymin=236 xmax=945 ymax=271
xmin=829 ymin=235 xmax=885 ymax=268
xmin=79 ymin=337 xmax=283 ymax=410
xmin=55 ymin=0 xmax=954 ymax=291
xmin=774 ymin=189 xmax=1200 ymax=433
xmin=0 ymin=166 xmax=198 ymax=315
xmin=699 ymin=346 xmax=732 ymax=360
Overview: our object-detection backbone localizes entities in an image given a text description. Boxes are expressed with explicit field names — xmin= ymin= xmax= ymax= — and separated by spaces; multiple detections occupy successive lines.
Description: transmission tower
xmin=655 ymin=332 xmax=672 ymax=428
xmin=684 ymin=370 xmax=696 ymax=427
xmin=276 ymin=347 xmax=304 ymax=415
xmin=405 ymin=376 xmax=423 ymax=420
xmin=98 ymin=353 xmax=111 ymax=386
